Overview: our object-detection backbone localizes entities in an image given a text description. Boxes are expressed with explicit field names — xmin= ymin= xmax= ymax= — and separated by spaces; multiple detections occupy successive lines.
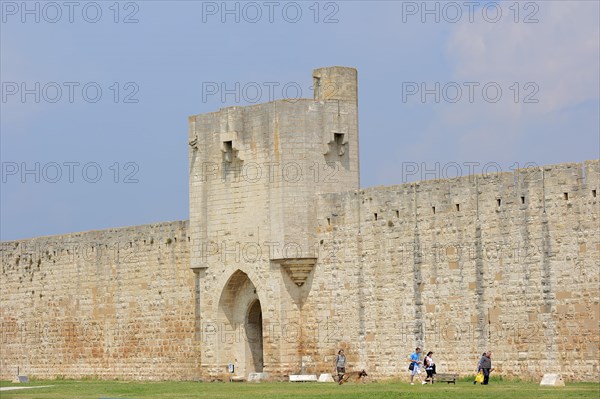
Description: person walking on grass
xmin=335 ymin=349 xmax=346 ymax=385
xmin=480 ymin=351 xmax=493 ymax=385
xmin=424 ymin=351 xmax=435 ymax=384
xmin=473 ymin=352 xmax=486 ymax=384
xmin=408 ymin=347 xmax=427 ymax=385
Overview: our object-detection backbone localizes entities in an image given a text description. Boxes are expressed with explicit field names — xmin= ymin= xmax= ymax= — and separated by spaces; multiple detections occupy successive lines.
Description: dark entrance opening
xmin=246 ymin=300 xmax=263 ymax=372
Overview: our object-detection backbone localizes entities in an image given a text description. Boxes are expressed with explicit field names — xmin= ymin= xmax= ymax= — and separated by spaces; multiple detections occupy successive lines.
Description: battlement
xmin=189 ymin=66 xmax=358 ymax=119
xmin=317 ymin=160 xmax=599 ymax=229
xmin=312 ymin=66 xmax=358 ymax=103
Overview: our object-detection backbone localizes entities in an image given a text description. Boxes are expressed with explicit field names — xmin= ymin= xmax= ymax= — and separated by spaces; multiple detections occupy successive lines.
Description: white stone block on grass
xmin=318 ymin=373 xmax=335 ymax=383
xmin=540 ymin=374 xmax=565 ymax=387
xmin=248 ymin=372 xmax=269 ymax=382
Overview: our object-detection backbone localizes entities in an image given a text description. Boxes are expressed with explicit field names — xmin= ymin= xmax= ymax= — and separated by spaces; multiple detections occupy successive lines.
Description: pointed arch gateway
xmin=217 ymin=270 xmax=264 ymax=377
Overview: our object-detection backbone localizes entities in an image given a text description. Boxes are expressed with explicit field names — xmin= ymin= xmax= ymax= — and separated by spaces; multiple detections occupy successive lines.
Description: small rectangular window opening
xmin=521 ymin=196 xmax=525 ymax=204
xmin=593 ymin=190 xmax=597 ymax=198
xmin=223 ymin=141 xmax=233 ymax=162
xmin=497 ymin=199 xmax=501 ymax=206
xmin=327 ymin=218 xmax=331 ymax=226
xmin=374 ymin=213 xmax=378 ymax=221
xmin=563 ymin=192 xmax=569 ymax=200
xmin=455 ymin=204 xmax=460 ymax=211
xmin=432 ymin=206 xmax=436 ymax=214
xmin=395 ymin=210 xmax=399 ymax=218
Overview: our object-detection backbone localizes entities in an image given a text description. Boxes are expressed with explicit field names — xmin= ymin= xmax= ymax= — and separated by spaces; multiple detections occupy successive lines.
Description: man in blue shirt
xmin=409 ymin=347 xmax=426 ymax=385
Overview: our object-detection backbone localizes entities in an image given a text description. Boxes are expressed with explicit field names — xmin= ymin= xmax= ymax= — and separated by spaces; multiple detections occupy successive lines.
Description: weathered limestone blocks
xmin=1 ymin=66 xmax=598 ymax=382
xmin=1 ymin=221 xmax=200 ymax=380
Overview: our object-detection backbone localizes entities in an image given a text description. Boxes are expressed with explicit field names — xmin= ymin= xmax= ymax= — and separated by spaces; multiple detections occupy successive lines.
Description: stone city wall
xmin=308 ymin=160 xmax=599 ymax=381
xmin=0 ymin=221 xmax=198 ymax=380
xmin=1 ymin=161 xmax=598 ymax=381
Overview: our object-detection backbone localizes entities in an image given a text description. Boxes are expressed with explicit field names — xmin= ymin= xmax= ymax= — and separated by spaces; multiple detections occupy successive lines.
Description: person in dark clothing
xmin=480 ymin=351 xmax=493 ymax=385
xmin=473 ymin=352 xmax=486 ymax=384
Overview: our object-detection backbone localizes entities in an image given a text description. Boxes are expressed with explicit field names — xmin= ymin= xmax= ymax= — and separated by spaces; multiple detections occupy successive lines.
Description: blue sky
xmin=1 ymin=0 xmax=599 ymax=240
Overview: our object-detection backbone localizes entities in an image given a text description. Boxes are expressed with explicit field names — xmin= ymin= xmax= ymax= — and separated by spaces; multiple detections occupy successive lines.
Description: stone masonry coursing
xmin=1 ymin=67 xmax=598 ymax=381
xmin=1 ymin=221 xmax=198 ymax=380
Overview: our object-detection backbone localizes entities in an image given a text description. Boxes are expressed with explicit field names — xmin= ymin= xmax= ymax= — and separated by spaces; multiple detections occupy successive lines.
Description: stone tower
xmin=188 ymin=66 xmax=359 ymax=377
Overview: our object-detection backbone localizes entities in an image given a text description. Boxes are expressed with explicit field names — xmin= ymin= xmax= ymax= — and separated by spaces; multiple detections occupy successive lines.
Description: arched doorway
xmin=217 ymin=270 xmax=264 ymax=377
xmin=246 ymin=300 xmax=264 ymax=373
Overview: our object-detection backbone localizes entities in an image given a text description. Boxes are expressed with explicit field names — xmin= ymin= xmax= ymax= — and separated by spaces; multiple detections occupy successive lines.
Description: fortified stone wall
xmin=1 ymin=161 xmax=598 ymax=381
xmin=309 ymin=160 xmax=599 ymax=381
xmin=1 ymin=65 xmax=598 ymax=383
xmin=0 ymin=221 xmax=197 ymax=380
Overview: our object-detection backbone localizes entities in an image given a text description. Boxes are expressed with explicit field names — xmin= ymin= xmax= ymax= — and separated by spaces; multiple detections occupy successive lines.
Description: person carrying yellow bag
xmin=473 ymin=352 xmax=486 ymax=385
xmin=480 ymin=352 xmax=494 ymax=385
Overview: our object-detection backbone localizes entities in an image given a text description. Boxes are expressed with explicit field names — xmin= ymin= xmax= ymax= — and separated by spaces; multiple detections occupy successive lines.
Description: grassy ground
xmin=1 ymin=378 xmax=598 ymax=399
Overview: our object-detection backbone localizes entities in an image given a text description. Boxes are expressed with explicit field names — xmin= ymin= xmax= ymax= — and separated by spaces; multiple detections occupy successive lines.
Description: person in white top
xmin=424 ymin=351 xmax=435 ymax=384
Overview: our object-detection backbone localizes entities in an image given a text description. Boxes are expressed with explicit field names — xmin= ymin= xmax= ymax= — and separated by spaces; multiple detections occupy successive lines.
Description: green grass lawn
xmin=1 ymin=378 xmax=598 ymax=399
